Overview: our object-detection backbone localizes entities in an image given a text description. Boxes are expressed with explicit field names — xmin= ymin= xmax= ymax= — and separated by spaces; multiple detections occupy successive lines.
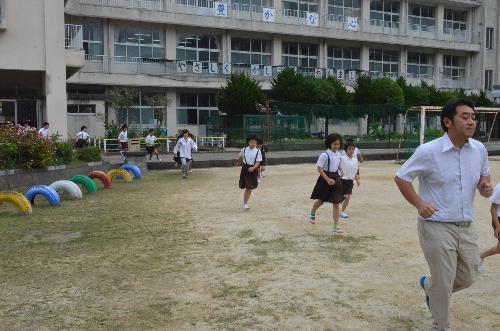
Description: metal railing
xmin=65 ymin=24 xmax=83 ymax=50
xmin=441 ymin=28 xmax=480 ymax=43
xmin=80 ymin=0 xmax=164 ymax=10
xmin=93 ymin=136 xmax=225 ymax=152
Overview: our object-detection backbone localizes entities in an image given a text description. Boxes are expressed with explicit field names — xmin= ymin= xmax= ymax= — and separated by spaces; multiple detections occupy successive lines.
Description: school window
xmin=116 ymin=92 xmax=165 ymax=126
xmin=231 ymin=0 xmax=273 ymax=12
xmin=282 ymin=42 xmax=318 ymax=68
xmin=443 ymin=9 xmax=467 ymax=34
xmin=0 ymin=0 xmax=4 ymax=27
xmin=283 ymin=0 xmax=317 ymax=18
xmin=442 ymin=55 xmax=465 ymax=80
xmin=369 ymin=49 xmax=399 ymax=77
xmin=67 ymin=104 xmax=97 ymax=114
xmin=231 ymin=38 xmax=272 ymax=66
xmin=176 ymin=34 xmax=221 ymax=66
xmin=485 ymin=70 xmax=493 ymax=91
xmin=83 ymin=25 xmax=103 ymax=58
xmin=114 ymin=27 xmax=163 ymax=62
xmin=408 ymin=4 xmax=435 ymax=32
xmin=407 ymin=53 xmax=434 ymax=79
xmin=486 ymin=28 xmax=494 ymax=49
xmin=370 ymin=0 xmax=400 ymax=28
xmin=327 ymin=0 xmax=361 ymax=22
xmin=177 ymin=93 xmax=218 ymax=125
xmin=327 ymin=46 xmax=360 ymax=70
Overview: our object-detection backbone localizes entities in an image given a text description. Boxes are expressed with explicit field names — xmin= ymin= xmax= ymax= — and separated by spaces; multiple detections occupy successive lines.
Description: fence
xmin=92 ymin=136 xmax=225 ymax=152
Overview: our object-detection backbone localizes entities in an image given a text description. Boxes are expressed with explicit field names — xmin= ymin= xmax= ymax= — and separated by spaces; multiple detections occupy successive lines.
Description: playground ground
xmin=0 ymin=161 xmax=499 ymax=330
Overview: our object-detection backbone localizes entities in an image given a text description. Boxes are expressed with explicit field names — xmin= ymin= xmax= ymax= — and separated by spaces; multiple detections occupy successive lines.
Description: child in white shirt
xmin=173 ymin=129 xmax=197 ymax=178
xmin=38 ymin=122 xmax=49 ymax=139
xmin=118 ymin=125 xmax=128 ymax=157
xmin=340 ymin=142 xmax=360 ymax=219
xmin=76 ymin=126 xmax=90 ymax=148
xmin=145 ymin=129 xmax=160 ymax=161
xmin=480 ymin=182 xmax=500 ymax=260
xmin=237 ymin=135 xmax=262 ymax=210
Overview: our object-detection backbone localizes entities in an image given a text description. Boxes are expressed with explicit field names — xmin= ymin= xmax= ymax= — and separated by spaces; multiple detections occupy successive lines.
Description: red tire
xmin=88 ymin=171 xmax=112 ymax=189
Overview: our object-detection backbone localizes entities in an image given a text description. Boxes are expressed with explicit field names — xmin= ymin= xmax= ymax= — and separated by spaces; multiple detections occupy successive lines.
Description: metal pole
xmin=486 ymin=112 xmax=498 ymax=147
xmin=419 ymin=106 xmax=426 ymax=145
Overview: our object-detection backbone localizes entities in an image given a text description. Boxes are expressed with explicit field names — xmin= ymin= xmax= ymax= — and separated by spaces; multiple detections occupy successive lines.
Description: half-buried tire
xmin=119 ymin=164 xmax=142 ymax=179
xmin=49 ymin=180 xmax=83 ymax=200
xmin=69 ymin=175 xmax=98 ymax=194
xmin=24 ymin=185 xmax=61 ymax=206
xmin=0 ymin=191 xmax=33 ymax=215
xmin=107 ymin=169 xmax=133 ymax=182
xmin=88 ymin=171 xmax=112 ymax=189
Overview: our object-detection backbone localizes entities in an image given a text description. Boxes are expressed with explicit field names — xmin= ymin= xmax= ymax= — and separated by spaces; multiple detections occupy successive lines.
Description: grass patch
xmin=311 ymin=234 xmax=377 ymax=263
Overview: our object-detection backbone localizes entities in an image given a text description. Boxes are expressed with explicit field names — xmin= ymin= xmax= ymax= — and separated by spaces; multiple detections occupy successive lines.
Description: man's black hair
xmin=441 ymin=99 xmax=475 ymax=132
xmin=324 ymin=133 xmax=343 ymax=149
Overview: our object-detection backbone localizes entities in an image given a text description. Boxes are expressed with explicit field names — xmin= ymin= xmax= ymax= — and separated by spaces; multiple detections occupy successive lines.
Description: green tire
xmin=68 ymin=175 xmax=98 ymax=194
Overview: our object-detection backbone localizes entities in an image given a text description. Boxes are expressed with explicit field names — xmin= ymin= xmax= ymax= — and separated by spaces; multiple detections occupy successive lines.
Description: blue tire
xmin=24 ymin=185 xmax=61 ymax=206
xmin=119 ymin=164 xmax=142 ymax=179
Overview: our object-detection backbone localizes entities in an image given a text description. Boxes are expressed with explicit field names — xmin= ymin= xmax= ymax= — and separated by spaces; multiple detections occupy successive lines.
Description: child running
xmin=257 ymin=139 xmax=267 ymax=183
xmin=118 ymin=125 xmax=128 ymax=158
xmin=173 ymin=129 xmax=197 ymax=179
xmin=309 ymin=133 xmax=345 ymax=235
xmin=237 ymin=135 xmax=262 ymax=211
xmin=340 ymin=142 xmax=360 ymax=219
xmin=481 ymin=182 xmax=500 ymax=261
xmin=145 ymin=129 xmax=161 ymax=161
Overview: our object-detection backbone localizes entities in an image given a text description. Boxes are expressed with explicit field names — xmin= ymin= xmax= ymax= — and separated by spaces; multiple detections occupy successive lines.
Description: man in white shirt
xmin=395 ymin=99 xmax=492 ymax=331
xmin=173 ymin=129 xmax=197 ymax=178
xmin=38 ymin=122 xmax=49 ymax=139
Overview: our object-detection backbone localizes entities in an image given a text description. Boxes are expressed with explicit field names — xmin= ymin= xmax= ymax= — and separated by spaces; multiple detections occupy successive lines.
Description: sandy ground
xmin=1 ymin=160 xmax=499 ymax=330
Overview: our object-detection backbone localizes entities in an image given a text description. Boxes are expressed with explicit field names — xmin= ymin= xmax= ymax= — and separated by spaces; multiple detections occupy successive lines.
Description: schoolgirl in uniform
xmin=309 ymin=133 xmax=345 ymax=235
xmin=145 ymin=129 xmax=161 ymax=161
xmin=173 ymin=129 xmax=197 ymax=178
xmin=237 ymin=135 xmax=262 ymax=210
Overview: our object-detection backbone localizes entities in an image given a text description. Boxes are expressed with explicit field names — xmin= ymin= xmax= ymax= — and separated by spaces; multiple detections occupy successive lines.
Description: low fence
xmin=91 ymin=136 xmax=225 ymax=152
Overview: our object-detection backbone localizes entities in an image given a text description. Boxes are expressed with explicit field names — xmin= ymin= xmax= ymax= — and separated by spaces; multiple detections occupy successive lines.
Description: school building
xmin=1 ymin=0 xmax=500 ymax=137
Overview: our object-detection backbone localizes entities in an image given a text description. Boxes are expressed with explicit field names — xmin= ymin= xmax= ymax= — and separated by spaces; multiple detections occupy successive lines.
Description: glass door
xmin=0 ymin=100 xmax=16 ymax=124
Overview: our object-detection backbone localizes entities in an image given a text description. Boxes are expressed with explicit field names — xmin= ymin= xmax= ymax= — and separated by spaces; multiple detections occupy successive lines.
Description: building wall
xmin=67 ymin=99 xmax=106 ymax=138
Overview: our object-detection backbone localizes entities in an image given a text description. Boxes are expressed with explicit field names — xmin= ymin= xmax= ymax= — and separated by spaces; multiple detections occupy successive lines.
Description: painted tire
xmin=119 ymin=164 xmax=142 ymax=179
xmin=107 ymin=169 xmax=133 ymax=182
xmin=88 ymin=171 xmax=112 ymax=189
xmin=0 ymin=191 xmax=33 ymax=215
xmin=69 ymin=175 xmax=98 ymax=194
xmin=49 ymin=180 xmax=83 ymax=200
xmin=24 ymin=185 xmax=61 ymax=206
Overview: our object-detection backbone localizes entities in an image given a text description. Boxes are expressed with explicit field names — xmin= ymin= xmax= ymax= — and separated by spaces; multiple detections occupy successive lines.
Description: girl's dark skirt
xmin=310 ymin=171 xmax=344 ymax=204
xmin=239 ymin=165 xmax=258 ymax=190
xmin=146 ymin=145 xmax=156 ymax=154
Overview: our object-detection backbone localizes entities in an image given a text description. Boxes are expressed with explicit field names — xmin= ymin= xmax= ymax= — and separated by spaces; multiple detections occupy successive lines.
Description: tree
xmin=396 ymin=77 xmax=430 ymax=107
xmin=144 ymin=94 xmax=171 ymax=129
xmin=269 ymin=68 xmax=309 ymax=104
xmin=326 ymin=76 xmax=353 ymax=105
xmin=105 ymin=87 xmax=139 ymax=126
xmin=216 ymin=73 xmax=265 ymax=117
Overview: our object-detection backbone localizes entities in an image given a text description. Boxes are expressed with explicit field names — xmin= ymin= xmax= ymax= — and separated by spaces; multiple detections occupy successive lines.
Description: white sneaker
xmin=262 ymin=171 xmax=266 ymax=177
xmin=340 ymin=212 xmax=349 ymax=219
xmin=158 ymin=158 xmax=162 ymax=162
xmin=188 ymin=170 xmax=193 ymax=173
xmin=243 ymin=204 xmax=250 ymax=211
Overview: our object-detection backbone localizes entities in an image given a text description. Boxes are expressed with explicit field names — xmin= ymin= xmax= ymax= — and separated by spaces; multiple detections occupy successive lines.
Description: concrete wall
xmin=67 ymin=100 xmax=106 ymax=138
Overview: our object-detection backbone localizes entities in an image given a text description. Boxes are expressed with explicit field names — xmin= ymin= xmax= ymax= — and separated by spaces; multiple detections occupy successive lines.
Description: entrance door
xmin=17 ymin=100 xmax=38 ymax=127
xmin=0 ymin=100 xmax=16 ymax=123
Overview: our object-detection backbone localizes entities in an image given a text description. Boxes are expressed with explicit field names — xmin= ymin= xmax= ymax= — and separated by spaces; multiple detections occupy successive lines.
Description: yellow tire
xmin=0 ymin=191 xmax=33 ymax=215
xmin=107 ymin=169 xmax=133 ymax=182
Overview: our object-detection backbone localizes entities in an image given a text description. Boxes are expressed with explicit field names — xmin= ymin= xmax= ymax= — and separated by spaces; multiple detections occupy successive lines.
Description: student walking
xmin=309 ymin=133 xmax=345 ymax=235
xmin=38 ymin=122 xmax=49 ymax=139
xmin=173 ymin=129 xmax=197 ymax=179
xmin=118 ymin=125 xmax=128 ymax=158
xmin=340 ymin=142 xmax=360 ymax=219
xmin=237 ymin=135 xmax=262 ymax=211
xmin=395 ymin=99 xmax=492 ymax=331
xmin=145 ymin=129 xmax=161 ymax=161
xmin=480 ymin=182 xmax=500 ymax=261
xmin=76 ymin=126 xmax=90 ymax=148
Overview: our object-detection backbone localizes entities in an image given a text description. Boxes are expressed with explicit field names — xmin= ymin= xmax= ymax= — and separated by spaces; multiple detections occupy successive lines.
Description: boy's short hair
xmin=121 ymin=125 xmax=128 ymax=130
xmin=81 ymin=126 xmax=87 ymax=131
xmin=149 ymin=129 xmax=154 ymax=133
xmin=344 ymin=141 xmax=355 ymax=151
xmin=42 ymin=122 xmax=49 ymax=127
xmin=182 ymin=129 xmax=189 ymax=134
xmin=257 ymin=138 xmax=263 ymax=145
xmin=246 ymin=135 xmax=259 ymax=144
xmin=441 ymin=99 xmax=475 ymax=132
xmin=324 ymin=133 xmax=343 ymax=149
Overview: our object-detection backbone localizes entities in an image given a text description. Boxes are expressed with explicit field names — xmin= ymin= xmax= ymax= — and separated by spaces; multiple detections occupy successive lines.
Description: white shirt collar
xmin=442 ymin=133 xmax=470 ymax=153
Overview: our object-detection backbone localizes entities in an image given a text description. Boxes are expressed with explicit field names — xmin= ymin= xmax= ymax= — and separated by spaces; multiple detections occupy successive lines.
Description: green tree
xmin=106 ymin=87 xmax=139 ymax=126
xmin=144 ymin=94 xmax=172 ymax=129
xmin=216 ymin=73 xmax=265 ymax=117
xmin=326 ymin=76 xmax=353 ymax=105
xmin=269 ymin=68 xmax=309 ymax=103
xmin=396 ymin=77 xmax=430 ymax=107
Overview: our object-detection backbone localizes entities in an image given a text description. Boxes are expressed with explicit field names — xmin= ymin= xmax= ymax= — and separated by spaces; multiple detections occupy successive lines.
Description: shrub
xmin=75 ymin=146 xmax=102 ymax=162
xmin=0 ymin=143 xmax=18 ymax=169
xmin=0 ymin=123 xmax=55 ymax=168
xmin=216 ymin=73 xmax=265 ymax=117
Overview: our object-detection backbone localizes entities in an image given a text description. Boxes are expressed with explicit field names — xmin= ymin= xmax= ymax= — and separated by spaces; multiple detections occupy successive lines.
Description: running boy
xmin=237 ymin=135 xmax=262 ymax=211
xmin=340 ymin=142 xmax=360 ymax=219
xmin=309 ymin=133 xmax=345 ymax=235
xmin=481 ymin=182 xmax=500 ymax=260
xmin=118 ymin=125 xmax=128 ymax=157
xmin=173 ymin=129 xmax=197 ymax=179
xmin=145 ymin=129 xmax=161 ymax=161
xmin=76 ymin=126 xmax=90 ymax=148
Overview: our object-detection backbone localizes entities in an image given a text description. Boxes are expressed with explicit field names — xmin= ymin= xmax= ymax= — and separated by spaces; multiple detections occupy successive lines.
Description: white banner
xmin=314 ymin=68 xmax=323 ymax=78
xmin=209 ymin=62 xmax=219 ymax=74
xmin=176 ymin=60 xmax=187 ymax=73
xmin=349 ymin=70 xmax=356 ymax=80
xmin=223 ymin=63 xmax=231 ymax=75
xmin=192 ymin=61 xmax=203 ymax=74
xmin=306 ymin=12 xmax=319 ymax=27
xmin=337 ymin=69 xmax=344 ymax=80
xmin=251 ymin=64 xmax=260 ymax=76
xmin=326 ymin=69 xmax=335 ymax=77
xmin=213 ymin=2 xmax=228 ymax=17
xmin=262 ymin=8 xmax=275 ymax=23
xmin=345 ymin=16 xmax=359 ymax=31
xmin=264 ymin=66 xmax=273 ymax=77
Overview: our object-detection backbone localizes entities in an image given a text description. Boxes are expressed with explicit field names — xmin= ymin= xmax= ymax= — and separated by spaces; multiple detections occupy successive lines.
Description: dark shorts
xmin=146 ymin=145 xmax=156 ymax=153
xmin=342 ymin=179 xmax=354 ymax=195
xmin=239 ymin=165 xmax=258 ymax=190
xmin=493 ymin=217 xmax=500 ymax=242
xmin=120 ymin=142 xmax=128 ymax=150
xmin=310 ymin=171 xmax=344 ymax=204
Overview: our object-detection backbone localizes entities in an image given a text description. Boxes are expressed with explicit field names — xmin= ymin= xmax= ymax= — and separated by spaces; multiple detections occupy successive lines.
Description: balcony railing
xmin=441 ymin=77 xmax=468 ymax=89
xmin=80 ymin=0 xmax=164 ymax=10
xmin=442 ymin=28 xmax=480 ymax=43
xmin=65 ymin=24 xmax=83 ymax=50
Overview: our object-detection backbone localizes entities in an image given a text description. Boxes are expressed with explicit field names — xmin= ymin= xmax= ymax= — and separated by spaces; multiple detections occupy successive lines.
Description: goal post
xmin=396 ymin=105 xmax=500 ymax=163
